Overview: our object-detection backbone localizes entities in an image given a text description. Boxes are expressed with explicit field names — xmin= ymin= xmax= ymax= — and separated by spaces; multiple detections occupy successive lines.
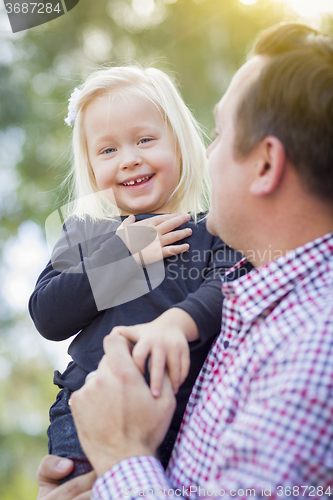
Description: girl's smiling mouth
xmin=120 ymin=174 xmax=155 ymax=187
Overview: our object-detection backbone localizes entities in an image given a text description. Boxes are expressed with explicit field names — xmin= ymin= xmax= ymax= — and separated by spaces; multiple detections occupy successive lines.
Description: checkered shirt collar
xmin=222 ymin=231 xmax=333 ymax=324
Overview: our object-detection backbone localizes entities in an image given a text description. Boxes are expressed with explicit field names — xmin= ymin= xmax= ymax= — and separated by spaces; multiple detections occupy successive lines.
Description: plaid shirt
xmin=92 ymin=232 xmax=333 ymax=500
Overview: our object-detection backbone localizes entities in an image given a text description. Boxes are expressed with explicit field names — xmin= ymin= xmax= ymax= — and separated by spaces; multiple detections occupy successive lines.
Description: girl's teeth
xmin=124 ymin=175 xmax=150 ymax=186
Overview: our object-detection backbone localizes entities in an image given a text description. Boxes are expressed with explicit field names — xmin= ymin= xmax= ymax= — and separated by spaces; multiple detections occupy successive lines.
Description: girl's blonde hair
xmin=67 ymin=65 xmax=211 ymax=221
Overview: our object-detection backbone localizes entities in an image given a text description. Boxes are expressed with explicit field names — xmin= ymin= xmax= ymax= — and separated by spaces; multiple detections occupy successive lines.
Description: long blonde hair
xmin=66 ymin=65 xmax=211 ymax=221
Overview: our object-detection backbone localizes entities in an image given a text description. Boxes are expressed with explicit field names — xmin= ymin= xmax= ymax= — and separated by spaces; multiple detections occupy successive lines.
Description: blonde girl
xmin=29 ymin=65 xmax=239 ymax=481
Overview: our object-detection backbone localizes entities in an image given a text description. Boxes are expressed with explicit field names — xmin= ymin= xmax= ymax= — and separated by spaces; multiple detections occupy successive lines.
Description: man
xmin=37 ymin=23 xmax=333 ymax=499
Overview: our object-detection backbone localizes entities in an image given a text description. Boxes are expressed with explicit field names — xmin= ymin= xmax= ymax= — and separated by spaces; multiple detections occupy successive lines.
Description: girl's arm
xmin=29 ymin=214 xmax=192 ymax=342
xmin=114 ymin=235 xmax=245 ymax=396
xmin=174 ymin=235 xmax=247 ymax=344
xmin=28 ymin=219 xmax=133 ymax=341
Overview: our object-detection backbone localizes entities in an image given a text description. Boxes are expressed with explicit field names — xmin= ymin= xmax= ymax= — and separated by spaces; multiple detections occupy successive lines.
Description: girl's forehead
xmin=82 ymin=91 xmax=174 ymax=146
xmin=89 ymin=89 xmax=162 ymax=113
xmin=84 ymin=90 xmax=167 ymax=128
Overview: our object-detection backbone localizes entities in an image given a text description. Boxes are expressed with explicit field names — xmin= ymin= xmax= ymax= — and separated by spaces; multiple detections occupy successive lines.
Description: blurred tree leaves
xmin=1 ymin=0 xmax=293 ymax=234
xmin=1 ymin=0 xmax=332 ymax=498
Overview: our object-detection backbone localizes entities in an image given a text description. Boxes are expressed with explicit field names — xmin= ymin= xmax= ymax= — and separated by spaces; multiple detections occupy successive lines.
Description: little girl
xmin=29 ymin=65 xmax=240 ymax=482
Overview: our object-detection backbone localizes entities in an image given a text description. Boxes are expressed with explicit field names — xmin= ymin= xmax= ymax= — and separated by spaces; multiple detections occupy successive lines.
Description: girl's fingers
xmin=132 ymin=213 xmax=178 ymax=228
xmin=179 ymin=348 xmax=191 ymax=386
xmin=148 ymin=213 xmax=181 ymax=225
xmin=161 ymin=244 xmax=190 ymax=258
xmin=112 ymin=325 xmax=139 ymax=344
xmin=166 ymin=350 xmax=181 ymax=395
xmin=149 ymin=348 xmax=167 ymax=398
xmin=122 ymin=214 xmax=136 ymax=226
xmin=156 ymin=214 xmax=190 ymax=234
xmin=132 ymin=341 xmax=151 ymax=375
xmin=160 ymin=227 xmax=192 ymax=246
xmin=132 ymin=213 xmax=190 ymax=233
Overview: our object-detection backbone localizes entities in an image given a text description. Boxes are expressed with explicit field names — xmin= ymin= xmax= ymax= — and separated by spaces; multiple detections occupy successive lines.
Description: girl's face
xmin=83 ymin=92 xmax=182 ymax=215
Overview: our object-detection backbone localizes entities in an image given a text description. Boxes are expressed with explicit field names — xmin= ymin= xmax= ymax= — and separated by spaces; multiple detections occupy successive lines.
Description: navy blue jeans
xmin=48 ymin=388 xmax=93 ymax=483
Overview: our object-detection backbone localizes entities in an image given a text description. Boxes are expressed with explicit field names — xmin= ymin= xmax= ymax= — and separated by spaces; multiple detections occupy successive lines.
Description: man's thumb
xmin=37 ymin=455 xmax=74 ymax=483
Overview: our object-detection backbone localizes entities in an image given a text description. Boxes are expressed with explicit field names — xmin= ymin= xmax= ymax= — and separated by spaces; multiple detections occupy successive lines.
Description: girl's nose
xmin=120 ymin=147 xmax=143 ymax=169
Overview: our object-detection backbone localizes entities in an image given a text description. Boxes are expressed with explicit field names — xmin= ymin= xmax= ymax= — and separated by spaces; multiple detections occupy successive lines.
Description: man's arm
xmin=70 ymin=333 xmax=176 ymax=476
xmin=71 ymin=320 xmax=333 ymax=500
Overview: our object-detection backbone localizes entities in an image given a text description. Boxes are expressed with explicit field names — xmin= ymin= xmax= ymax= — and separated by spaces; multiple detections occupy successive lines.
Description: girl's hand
xmin=116 ymin=213 xmax=192 ymax=265
xmin=110 ymin=308 xmax=199 ymax=397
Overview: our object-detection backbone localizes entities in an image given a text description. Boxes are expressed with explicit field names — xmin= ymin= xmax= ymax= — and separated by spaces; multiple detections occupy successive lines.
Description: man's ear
xmin=249 ymin=136 xmax=287 ymax=196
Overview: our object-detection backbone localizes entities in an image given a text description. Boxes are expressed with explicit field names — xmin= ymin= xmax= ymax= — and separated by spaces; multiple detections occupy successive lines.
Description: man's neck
xmin=244 ymin=205 xmax=333 ymax=268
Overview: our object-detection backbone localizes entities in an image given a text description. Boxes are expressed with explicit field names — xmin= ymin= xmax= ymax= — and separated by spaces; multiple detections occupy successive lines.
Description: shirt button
xmin=224 ymin=340 xmax=229 ymax=348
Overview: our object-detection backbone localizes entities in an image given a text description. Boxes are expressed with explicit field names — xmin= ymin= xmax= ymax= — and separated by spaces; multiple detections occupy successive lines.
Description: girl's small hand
xmin=110 ymin=313 xmax=192 ymax=398
xmin=116 ymin=213 xmax=192 ymax=265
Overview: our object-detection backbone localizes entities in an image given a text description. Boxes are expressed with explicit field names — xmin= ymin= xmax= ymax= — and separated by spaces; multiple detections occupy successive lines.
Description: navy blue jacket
xmin=29 ymin=213 xmax=241 ymax=463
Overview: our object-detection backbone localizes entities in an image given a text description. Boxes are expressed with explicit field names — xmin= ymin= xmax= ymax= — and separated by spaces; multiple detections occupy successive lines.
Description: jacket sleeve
xmin=28 ymin=217 xmax=150 ymax=341
xmin=175 ymin=236 xmax=243 ymax=344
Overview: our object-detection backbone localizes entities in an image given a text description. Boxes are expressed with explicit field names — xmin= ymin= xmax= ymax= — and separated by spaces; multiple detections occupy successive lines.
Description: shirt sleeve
xmin=92 ymin=316 xmax=333 ymax=499
xmin=208 ymin=319 xmax=333 ymax=497
xmin=92 ymin=457 xmax=173 ymax=500
xmin=176 ymin=237 xmax=243 ymax=344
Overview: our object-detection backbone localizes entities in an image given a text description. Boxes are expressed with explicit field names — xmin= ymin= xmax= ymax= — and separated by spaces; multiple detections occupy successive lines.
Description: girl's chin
xmin=120 ymin=204 xmax=160 ymax=215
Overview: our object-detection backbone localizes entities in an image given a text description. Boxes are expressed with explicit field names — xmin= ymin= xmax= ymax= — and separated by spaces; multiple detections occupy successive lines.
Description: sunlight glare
xmin=290 ymin=0 xmax=333 ymax=17
xmin=239 ymin=0 xmax=258 ymax=5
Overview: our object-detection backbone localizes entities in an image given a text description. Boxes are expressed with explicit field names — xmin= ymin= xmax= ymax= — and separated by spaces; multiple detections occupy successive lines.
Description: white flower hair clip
xmin=64 ymin=87 xmax=81 ymax=127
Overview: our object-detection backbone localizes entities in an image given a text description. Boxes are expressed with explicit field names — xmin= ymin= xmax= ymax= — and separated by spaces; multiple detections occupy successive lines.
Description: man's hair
xmin=67 ymin=65 xmax=210 ymax=221
xmin=234 ymin=24 xmax=333 ymax=202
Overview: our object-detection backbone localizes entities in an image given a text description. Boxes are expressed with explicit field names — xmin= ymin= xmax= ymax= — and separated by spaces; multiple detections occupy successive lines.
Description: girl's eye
xmin=139 ymin=138 xmax=153 ymax=144
xmin=103 ymin=147 xmax=116 ymax=154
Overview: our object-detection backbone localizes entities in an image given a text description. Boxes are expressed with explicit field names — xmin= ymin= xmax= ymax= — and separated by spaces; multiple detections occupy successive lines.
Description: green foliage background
xmin=0 ymin=0 xmax=332 ymax=497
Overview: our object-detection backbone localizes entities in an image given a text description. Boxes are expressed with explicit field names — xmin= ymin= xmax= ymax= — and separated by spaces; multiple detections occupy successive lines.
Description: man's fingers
xmin=37 ymin=455 xmax=74 ymax=485
xmin=37 ymin=455 xmax=96 ymax=500
xmin=103 ymin=331 xmax=133 ymax=358
xmin=51 ymin=471 xmax=96 ymax=500
xmin=102 ymin=333 xmax=140 ymax=379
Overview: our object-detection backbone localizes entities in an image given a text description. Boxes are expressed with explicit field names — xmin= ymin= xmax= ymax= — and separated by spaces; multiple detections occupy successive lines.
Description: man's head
xmin=207 ymin=24 xmax=333 ymax=263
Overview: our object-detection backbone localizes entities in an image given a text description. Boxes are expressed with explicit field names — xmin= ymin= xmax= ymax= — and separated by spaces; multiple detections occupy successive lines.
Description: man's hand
xmin=70 ymin=333 xmax=176 ymax=478
xmin=111 ymin=308 xmax=199 ymax=397
xmin=37 ymin=455 xmax=96 ymax=500
xmin=117 ymin=213 xmax=191 ymax=265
